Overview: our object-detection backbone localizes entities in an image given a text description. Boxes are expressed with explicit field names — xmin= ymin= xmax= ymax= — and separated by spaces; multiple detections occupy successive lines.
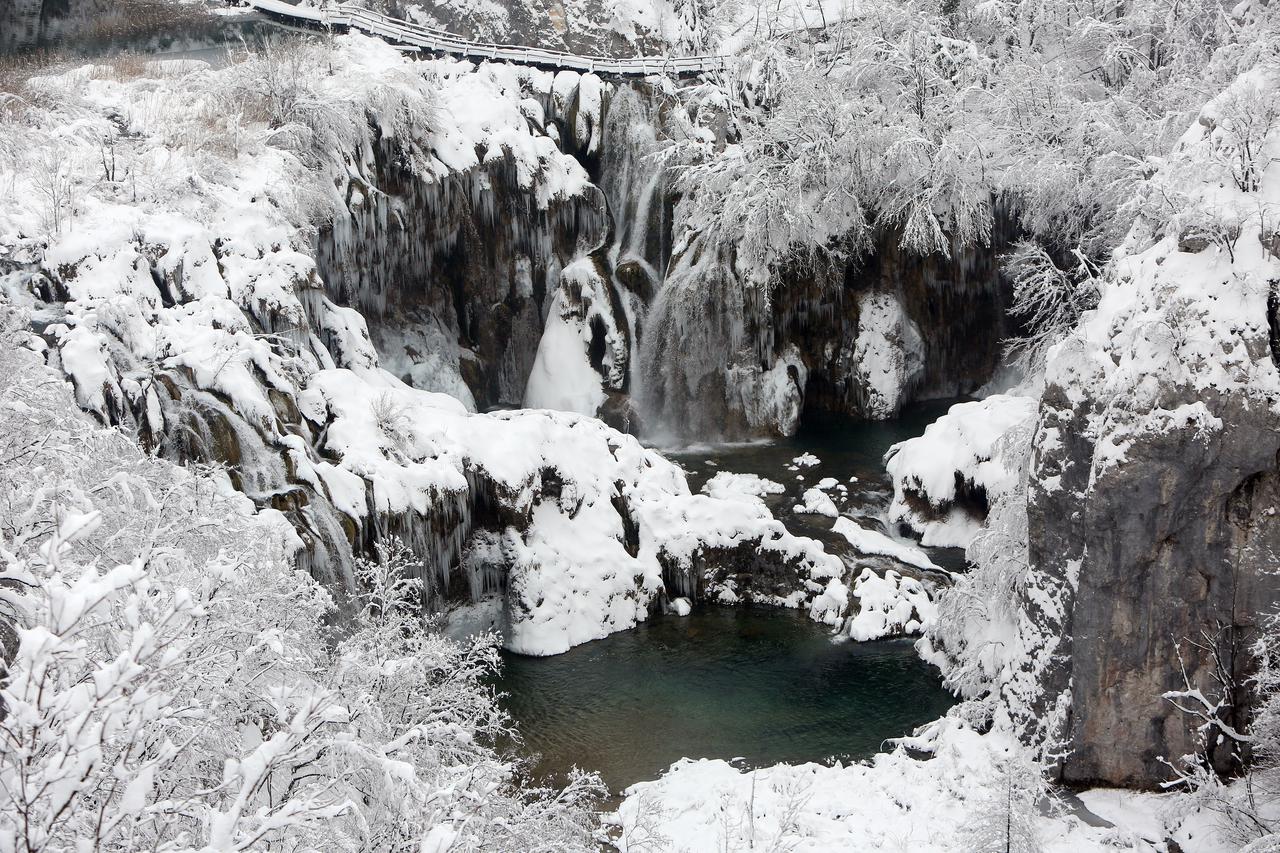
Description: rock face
xmin=1019 ymin=119 xmax=1280 ymax=783
xmin=778 ymin=228 xmax=1015 ymax=424
xmin=315 ymin=79 xmax=609 ymax=411
xmin=1030 ymin=382 xmax=1280 ymax=787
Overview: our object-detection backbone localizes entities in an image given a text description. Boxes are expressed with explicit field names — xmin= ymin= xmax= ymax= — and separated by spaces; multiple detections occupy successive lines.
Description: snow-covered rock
xmin=809 ymin=567 xmax=935 ymax=641
xmin=524 ymin=257 xmax=625 ymax=417
xmin=851 ymin=290 xmax=926 ymax=419
xmin=831 ymin=516 xmax=940 ymax=571
xmin=700 ymin=471 xmax=785 ymax=503
xmin=1016 ymin=68 xmax=1280 ymax=786
xmin=886 ymin=394 xmax=1038 ymax=547
xmin=792 ymin=486 xmax=838 ymax=517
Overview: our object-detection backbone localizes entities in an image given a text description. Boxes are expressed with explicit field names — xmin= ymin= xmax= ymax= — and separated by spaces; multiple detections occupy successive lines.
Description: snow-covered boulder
xmin=809 ymin=567 xmax=935 ymax=641
xmin=831 ymin=516 xmax=940 ymax=572
xmin=700 ymin=471 xmax=785 ymax=503
xmin=885 ymin=394 xmax=1038 ymax=548
xmin=792 ymin=486 xmax=838 ymax=517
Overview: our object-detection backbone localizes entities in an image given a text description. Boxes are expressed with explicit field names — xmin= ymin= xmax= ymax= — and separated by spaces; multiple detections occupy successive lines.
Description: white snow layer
xmin=609 ymin=719 xmax=1176 ymax=852
xmin=832 ymin=516 xmax=940 ymax=571
xmin=700 ymin=471 xmax=785 ymax=503
xmin=524 ymin=258 xmax=625 ymax=416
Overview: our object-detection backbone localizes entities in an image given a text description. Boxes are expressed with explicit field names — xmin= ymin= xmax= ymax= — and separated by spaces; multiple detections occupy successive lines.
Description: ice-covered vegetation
xmin=0 ymin=309 xmax=604 ymax=850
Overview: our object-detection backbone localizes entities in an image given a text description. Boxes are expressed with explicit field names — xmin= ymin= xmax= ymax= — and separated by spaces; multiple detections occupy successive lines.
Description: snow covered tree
xmin=1001 ymin=240 xmax=1101 ymax=374
xmin=1162 ymin=615 xmax=1280 ymax=848
xmin=672 ymin=0 xmax=711 ymax=54
xmin=1206 ymin=81 xmax=1280 ymax=194
xmin=960 ymin=750 xmax=1046 ymax=853
xmin=0 ymin=304 xmax=604 ymax=851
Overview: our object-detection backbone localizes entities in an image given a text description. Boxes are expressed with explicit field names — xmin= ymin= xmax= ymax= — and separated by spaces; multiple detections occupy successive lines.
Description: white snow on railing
xmin=246 ymin=0 xmax=727 ymax=76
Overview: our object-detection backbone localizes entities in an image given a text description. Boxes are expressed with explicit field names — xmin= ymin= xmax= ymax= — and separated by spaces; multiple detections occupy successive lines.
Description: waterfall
xmin=592 ymin=84 xmax=677 ymax=426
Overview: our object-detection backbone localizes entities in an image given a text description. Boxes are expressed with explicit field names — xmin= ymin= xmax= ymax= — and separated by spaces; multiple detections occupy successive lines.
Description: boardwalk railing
xmin=246 ymin=0 xmax=727 ymax=76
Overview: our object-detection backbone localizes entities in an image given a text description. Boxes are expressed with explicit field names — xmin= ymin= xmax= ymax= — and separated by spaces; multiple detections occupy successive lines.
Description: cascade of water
xmin=317 ymin=133 xmax=609 ymax=410
xmin=591 ymin=83 xmax=678 ymax=416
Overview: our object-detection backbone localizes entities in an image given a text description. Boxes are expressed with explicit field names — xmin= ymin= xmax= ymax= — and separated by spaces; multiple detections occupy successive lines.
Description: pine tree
xmin=961 ymin=752 xmax=1045 ymax=853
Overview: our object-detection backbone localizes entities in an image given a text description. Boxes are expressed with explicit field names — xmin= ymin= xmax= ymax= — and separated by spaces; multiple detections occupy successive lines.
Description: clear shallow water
xmin=499 ymin=607 xmax=955 ymax=793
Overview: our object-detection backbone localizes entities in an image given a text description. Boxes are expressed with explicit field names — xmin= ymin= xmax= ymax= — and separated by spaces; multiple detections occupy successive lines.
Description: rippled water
xmin=500 ymin=607 xmax=955 ymax=792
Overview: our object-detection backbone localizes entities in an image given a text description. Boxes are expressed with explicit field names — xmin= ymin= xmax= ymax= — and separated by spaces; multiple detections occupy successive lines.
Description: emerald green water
xmin=498 ymin=405 xmax=964 ymax=793
xmin=500 ymin=607 xmax=955 ymax=793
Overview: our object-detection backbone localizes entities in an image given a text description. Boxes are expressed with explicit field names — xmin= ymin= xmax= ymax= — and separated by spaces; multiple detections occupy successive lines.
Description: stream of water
xmin=499 ymin=404 xmax=966 ymax=793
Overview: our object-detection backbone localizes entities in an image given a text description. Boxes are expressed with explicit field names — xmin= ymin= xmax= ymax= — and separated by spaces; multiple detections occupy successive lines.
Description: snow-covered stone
xmin=792 ymin=487 xmax=838 ymax=517
xmin=886 ymin=394 xmax=1038 ymax=547
xmin=851 ymin=291 xmax=926 ymax=419
xmin=831 ymin=516 xmax=940 ymax=571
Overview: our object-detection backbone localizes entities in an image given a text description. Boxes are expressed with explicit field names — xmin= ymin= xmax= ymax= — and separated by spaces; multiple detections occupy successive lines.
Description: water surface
xmin=500 ymin=607 xmax=954 ymax=792
xmin=499 ymin=405 xmax=965 ymax=793
xmin=668 ymin=402 xmax=970 ymax=573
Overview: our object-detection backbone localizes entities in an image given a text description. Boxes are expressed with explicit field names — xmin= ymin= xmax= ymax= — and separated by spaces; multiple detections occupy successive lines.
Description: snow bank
xmin=832 ymin=516 xmax=940 ymax=571
xmin=886 ymin=394 xmax=1038 ymax=547
xmin=609 ymin=720 xmax=1159 ymax=852
xmin=725 ymin=343 xmax=807 ymax=436
xmin=524 ymin=288 xmax=609 ymax=415
xmin=524 ymin=258 xmax=624 ymax=416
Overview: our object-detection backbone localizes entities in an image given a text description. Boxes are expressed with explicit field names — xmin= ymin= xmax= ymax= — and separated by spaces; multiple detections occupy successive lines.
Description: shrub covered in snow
xmin=0 ymin=308 xmax=604 ymax=851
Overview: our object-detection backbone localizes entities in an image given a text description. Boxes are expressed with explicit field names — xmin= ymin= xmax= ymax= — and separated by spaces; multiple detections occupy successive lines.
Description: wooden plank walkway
xmin=246 ymin=0 xmax=726 ymax=77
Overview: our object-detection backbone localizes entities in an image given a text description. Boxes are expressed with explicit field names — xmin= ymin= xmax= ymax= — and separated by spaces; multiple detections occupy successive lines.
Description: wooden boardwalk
xmin=246 ymin=0 xmax=726 ymax=77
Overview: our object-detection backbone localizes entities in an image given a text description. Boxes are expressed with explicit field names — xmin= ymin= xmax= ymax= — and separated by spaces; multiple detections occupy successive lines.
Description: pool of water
xmin=499 ymin=606 xmax=955 ymax=793
xmin=498 ymin=404 xmax=966 ymax=793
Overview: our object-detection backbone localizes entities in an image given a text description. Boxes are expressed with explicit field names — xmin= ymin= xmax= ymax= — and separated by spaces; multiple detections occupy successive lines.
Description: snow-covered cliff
xmin=1 ymin=34 xmax=939 ymax=657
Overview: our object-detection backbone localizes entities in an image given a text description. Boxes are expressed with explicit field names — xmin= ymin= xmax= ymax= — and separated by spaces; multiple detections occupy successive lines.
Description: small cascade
xmin=591 ymin=83 xmax=679 ymax=424
xmin=597 ymin=86 xmax=671 ymax=275
xmin=636 ymin=232 xmax=770 ymax=441
xmin=368 ymin=487 xmax=474 ymax=609
xmin=153 ymin=384 xmax=359 ymax=597
xmin=162 ymin=387 xmax=290 ymax=498
xmin=295 ymin=497 xmax=359 ymax=602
